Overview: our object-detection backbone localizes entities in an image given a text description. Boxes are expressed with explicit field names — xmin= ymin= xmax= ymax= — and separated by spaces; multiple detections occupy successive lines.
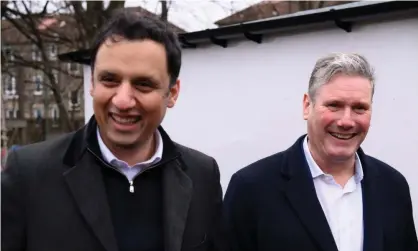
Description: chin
xmin=113 ymin=140 xmax=139 ymax=149
xmin=108 ymin=134 xmax=139 ymax=148
xmin=327 ymin=149 xmax=357 ymax=162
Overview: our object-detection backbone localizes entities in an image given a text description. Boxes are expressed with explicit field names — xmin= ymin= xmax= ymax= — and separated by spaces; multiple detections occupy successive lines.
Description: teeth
xmin=111 ymin=114 xmax=139 ymax=124
xmin=330 ymin=133 xmax=354 ymax=140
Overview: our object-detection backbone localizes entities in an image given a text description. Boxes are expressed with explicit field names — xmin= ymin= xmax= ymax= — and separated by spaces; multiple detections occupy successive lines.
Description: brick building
xmin=2 ymin=17 xmax=84 ymax=145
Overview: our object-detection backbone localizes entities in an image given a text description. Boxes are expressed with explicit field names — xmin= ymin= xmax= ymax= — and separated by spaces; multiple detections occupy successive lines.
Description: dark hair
xmin=90 ymin=9 xmax=182 ymax=86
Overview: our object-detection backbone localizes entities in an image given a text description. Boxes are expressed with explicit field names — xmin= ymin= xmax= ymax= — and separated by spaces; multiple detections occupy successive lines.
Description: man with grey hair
xmin=223 ymin=53 xmax=418 ymax=251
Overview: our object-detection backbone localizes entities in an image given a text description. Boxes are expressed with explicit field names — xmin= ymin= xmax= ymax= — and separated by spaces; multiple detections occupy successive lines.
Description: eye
xmin=99 ymin=75 xmax=119 ymax=87
xmin=353 ymin=106 xmax=367 ymax=114
xmin=101 ymin=76 xmax=114 ymax=82
xmin=327 ymin=102 xmax=340 ymax=111
xmin=133 ymin=80 xmax=156 ymax=92
xmin=135 ymin=80 xmax=152 ymax=87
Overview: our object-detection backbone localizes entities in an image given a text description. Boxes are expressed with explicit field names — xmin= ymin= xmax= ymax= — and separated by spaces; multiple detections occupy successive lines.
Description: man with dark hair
xmin=2 ymin=10 xmax=224 ymax=251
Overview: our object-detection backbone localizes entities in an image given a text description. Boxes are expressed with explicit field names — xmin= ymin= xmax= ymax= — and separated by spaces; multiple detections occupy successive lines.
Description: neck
xmin=107 ymin=134 xmax=156 ymax=166
xmin=308 ymin=141 xmax=356 ymax=186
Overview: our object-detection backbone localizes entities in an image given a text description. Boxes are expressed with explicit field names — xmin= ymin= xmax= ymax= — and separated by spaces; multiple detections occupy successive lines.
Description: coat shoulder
xmin=175 ymin=142 xmax=216 ymax=167
xmin=365 ymin=155 xmax=410 ymax=187
xmin=7 ymin=132 xmax=76 ymax=168
xmin=174 ymin=143 xmax=221 ymax=193
xmin=234 ymin=150 xmax=286 ymax=183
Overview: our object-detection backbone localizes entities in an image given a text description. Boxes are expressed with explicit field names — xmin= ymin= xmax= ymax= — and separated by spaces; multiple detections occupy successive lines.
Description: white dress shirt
xmin=96 ymin=128 xmax=163 ymax=182
xmin=302 ymin=136 xmax=364 ymax=251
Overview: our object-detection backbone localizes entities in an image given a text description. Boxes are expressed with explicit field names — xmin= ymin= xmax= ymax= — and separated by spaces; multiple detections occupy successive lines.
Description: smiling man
xmin=223 ymin=53 xmax=418 ymax=251
xmin=2 ymin=10 xmax=225 ymax=251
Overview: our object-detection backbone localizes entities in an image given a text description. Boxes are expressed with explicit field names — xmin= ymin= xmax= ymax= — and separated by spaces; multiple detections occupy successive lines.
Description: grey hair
xmin=308 ymin=53 xmax=375 ymax=102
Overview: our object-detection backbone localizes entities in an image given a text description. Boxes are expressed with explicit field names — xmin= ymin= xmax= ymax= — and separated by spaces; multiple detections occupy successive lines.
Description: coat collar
xmin=281 ymin=134 xmax=382 ymax=251
xmin=279 ymin=134 xmax=379 ymax=179
xmin=62 ymin=116 xmax=192 ymax=251
xmin=63 ymin=115 xmax=181 ymax=168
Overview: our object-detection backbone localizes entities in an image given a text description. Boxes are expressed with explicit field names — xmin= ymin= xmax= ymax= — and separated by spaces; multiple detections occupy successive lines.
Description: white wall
xmin=83 ymin=17 xmax=418 ymax=224
xmin=165 ymin=17 xmax=418 ymax=223
xmin=84 ymin=65 xmax=92 ymax=124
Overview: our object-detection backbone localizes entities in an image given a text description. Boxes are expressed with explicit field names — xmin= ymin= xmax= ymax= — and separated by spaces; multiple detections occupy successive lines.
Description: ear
xmin=303 ymin=93 xmax=311 ymax=120
xmin=167 ymin=79 xmax=180 ymax=108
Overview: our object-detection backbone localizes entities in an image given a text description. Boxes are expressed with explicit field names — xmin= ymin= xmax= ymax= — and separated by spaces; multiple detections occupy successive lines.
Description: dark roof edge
xmin=179 ymin=1 xmax=418 ymax=44
xmin=59 ymin=49 xmax=91 ymax=65
xmin=58 ymin=1 xmax=418 ymax=65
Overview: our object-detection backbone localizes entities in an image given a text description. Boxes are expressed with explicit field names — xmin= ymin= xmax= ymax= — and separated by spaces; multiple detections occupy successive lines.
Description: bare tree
xmin=1 ymin=0 xmax=126 ymax=132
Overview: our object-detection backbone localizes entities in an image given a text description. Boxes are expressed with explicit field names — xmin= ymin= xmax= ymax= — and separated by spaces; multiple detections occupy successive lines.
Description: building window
xmin=6 ymin=109 xmax=13 ymax=119
xmin=53 ymin=108 xmax=59 ymax=120
xmin=50 ymin=105 xmax=59 ymax=119
xmin=68 ymin=63 xmax=78 ymax=73
xmin=32 ymin=104 xmax=44 ymax=119
xmin=32 ymin=44 xmax=42 ymax=61
xmin=3 ymin=45 xmax=15 ymax=62
xmin=52 ymin=32 xmax=59 ymax=41
xmin=6 ymin=108 xmax=18 ymax=119
xmin=6 ymin=75 xmax=16 ymax=94
xmin=50 ymin=104 xmax=60 ymax=126
xmin=33 ymin=74 xmax=43 ymax=95
xmin=4 ymin=74 xmax=17 ymax=99
xmin=49 ymin=44 xmax=57 ymax=60
xmin=68 ymin=90 xmax=80 ymax=111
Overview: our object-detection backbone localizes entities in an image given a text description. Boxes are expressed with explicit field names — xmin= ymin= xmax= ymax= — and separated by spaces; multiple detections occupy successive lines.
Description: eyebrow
xmin=326 ymin=99 xmax=370 ymax=107
xmin=97 ymin=70 xmax=161 ymax=86
xmin=97 ymin=70 xmax=118 ymax=79
xmin=352 ymin=101 xmax=370 ymax=108
xmin=131 ymin=76 xmax=160 ymax=87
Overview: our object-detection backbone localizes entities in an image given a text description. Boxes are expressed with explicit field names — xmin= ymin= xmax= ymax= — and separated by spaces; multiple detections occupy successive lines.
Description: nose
xmin=337 ymin=107 xmax=355 ymax=129
xmin=112 ymin=82 xmax=136 ymax=110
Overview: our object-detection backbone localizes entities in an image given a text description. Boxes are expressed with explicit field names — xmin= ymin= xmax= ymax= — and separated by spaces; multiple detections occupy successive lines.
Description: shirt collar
xmin=96 ymin=127 xmax=163 ymax=168
xmin=302 ymin=135 xmax=364 ymax=184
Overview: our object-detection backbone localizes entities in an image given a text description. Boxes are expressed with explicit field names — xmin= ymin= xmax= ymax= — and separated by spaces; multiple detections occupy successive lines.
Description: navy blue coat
xmin=223 ymin=135 xmax=418 ymax=251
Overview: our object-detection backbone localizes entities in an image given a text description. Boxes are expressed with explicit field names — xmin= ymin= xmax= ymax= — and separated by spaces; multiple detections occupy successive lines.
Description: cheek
xmin=92 ymin=88 xmax=114 ymax=121
xmin=316 ymin=111 xmax=336 ymax=130
xmin=93 ymin=99 xmax=108 ymax=123
xmin=93 ymin=96 xmax=108 ymax=108
xmin=139 ymin=94 xmax=167 ymax=114
xmin=92 ymin=86 xmax=113 ymax=105
xmin=356 ymin=115 xmax=371 ymax=132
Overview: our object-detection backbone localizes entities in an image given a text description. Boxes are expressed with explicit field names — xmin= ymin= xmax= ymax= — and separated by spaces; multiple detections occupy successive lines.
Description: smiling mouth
xmin=329 ymin=132 xmax=357 ymax=140
xmin=109 ymin=113 xmax=141 ymax=125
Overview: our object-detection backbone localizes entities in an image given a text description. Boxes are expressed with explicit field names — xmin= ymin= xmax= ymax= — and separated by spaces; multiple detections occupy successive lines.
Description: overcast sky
xmin=9 ymin=0 xmax=263 ymax=32
xmin=124 ymin=0 xmax=263 ymax=32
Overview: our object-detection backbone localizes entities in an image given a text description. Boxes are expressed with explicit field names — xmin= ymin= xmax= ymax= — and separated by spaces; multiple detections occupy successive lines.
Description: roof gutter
xmin=58 ymin=1 xmax=418 ymax=65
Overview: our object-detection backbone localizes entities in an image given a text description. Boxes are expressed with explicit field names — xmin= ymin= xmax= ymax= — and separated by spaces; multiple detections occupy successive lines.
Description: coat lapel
xmin=63 ymin=152 xmax=119 ymax=251
xmin=360 ymin=151 xmax=383 ymax=251
xmin=62 ymin=117 xmax=119 ymax=251
xmin=162 ymin=159 xmax=193 ymax=251
xmin=283 ymin=136 xmax=338 ymax=251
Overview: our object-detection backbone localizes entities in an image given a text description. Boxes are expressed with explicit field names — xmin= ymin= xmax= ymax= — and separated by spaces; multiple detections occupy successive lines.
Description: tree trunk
xmin=51 ymin=88 xmax=74 ymax=132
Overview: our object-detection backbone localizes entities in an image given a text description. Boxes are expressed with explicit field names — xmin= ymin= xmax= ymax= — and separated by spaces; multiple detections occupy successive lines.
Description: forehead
xmin=317 ymin=75 xmax=373 ymax=103
xmin=94 ymin=38 xmax=168 ymax=78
